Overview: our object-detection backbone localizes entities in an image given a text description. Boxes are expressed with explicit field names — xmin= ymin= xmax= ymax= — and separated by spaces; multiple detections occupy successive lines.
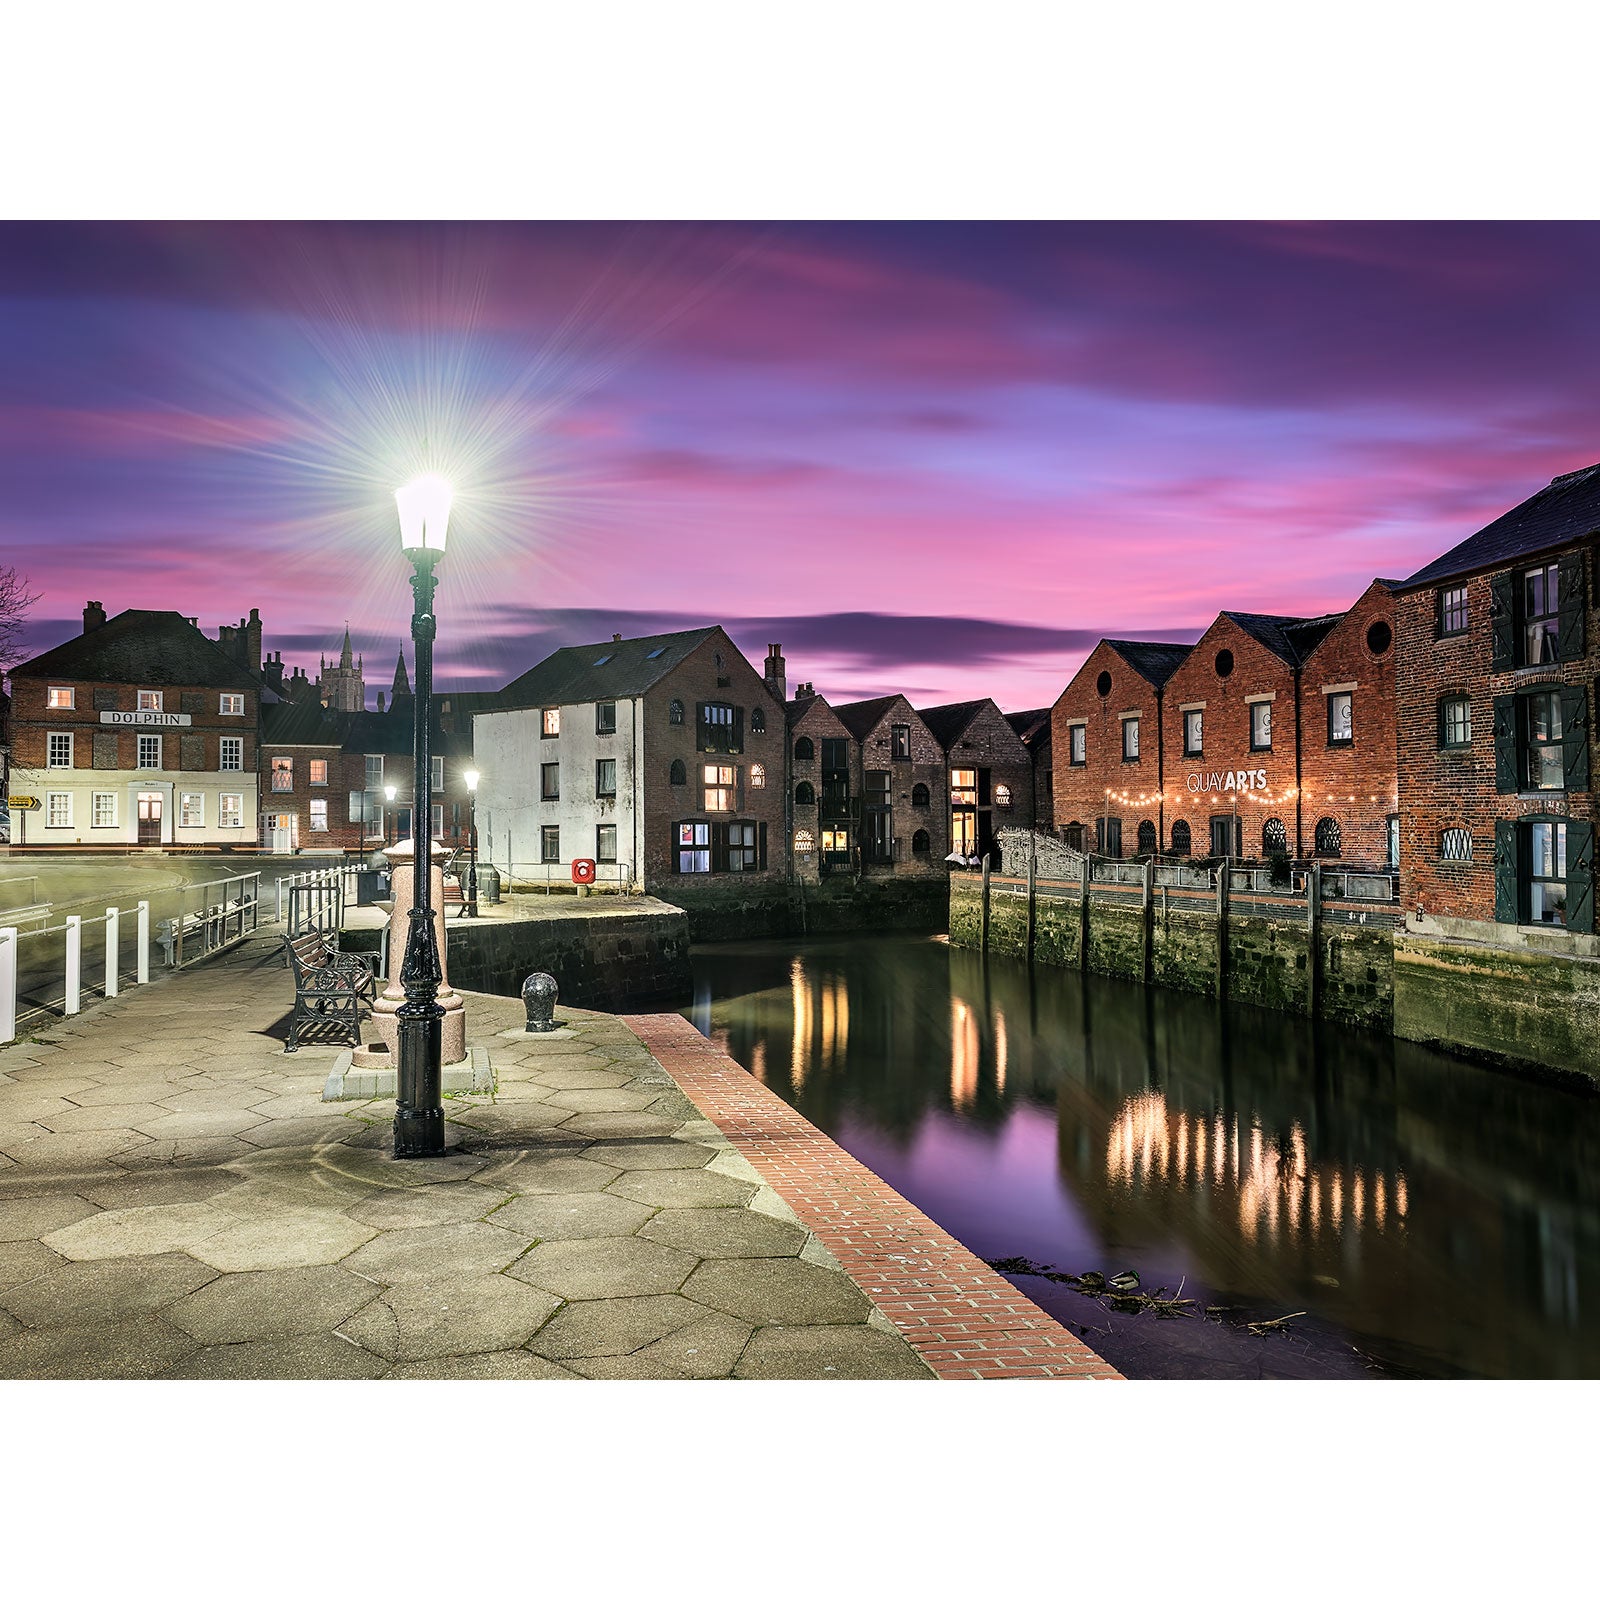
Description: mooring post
xmin=1026 ymin=840 xmax=1037 ymax=962
xmin=1214 ymin=862 xmax=1230 ymax=1002
xmin=1078 ymin=852 xmax=1090 ymax=971
xmin=980 ymin=856 xmax=992 ymax=953
xmin=1142 ymin=856 xmax=1155 ymax=984
xmin=1307 ymin=860 xmax=1323 ymax=1018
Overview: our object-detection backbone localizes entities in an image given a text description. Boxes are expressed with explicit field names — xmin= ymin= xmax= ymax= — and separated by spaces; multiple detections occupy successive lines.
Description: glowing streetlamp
xmin=384 ymin=783 xmax=397 ymax=846
xmin=463 ymin=767 xmax=481 ymax=919
xmin=393 ymin=473 xmax=453 ymax=1159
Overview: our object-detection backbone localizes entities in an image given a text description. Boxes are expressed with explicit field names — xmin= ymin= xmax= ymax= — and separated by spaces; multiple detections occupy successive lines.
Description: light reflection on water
xmin=684 ymin=932 xmax=1600 ymax=1379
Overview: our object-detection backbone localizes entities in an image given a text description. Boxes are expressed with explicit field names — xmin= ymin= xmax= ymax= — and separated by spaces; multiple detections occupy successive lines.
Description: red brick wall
xmin=786 ymin=697 xmax=852 ymax=883
xmin=852 ymin=698 xmax=949 ymax=875
xmin=939 ymin=700 xmax=1036 ymax=842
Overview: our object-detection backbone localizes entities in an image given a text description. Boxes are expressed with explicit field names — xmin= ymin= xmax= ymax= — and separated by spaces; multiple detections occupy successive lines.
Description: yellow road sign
xmin=5 ymin=796 xmax=40 ymax=810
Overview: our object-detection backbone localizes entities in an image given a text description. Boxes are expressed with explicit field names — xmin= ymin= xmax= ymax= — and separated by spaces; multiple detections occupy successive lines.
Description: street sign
xmin=5 ymin=796 xmax=39 ymax=811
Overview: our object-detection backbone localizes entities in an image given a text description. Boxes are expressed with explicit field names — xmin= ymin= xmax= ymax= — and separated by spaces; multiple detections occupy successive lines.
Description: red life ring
xmin=571 ymin=858 xmax=597 ymax=884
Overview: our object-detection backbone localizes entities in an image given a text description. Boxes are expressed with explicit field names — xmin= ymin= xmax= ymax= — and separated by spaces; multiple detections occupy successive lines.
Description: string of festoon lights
xmin=1098 ymin=786 xmax=1400 ymax=806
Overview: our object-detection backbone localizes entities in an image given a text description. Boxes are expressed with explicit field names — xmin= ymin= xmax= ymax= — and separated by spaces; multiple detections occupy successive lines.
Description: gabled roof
xmin=917 ymin=699 xmax=989 ymax=750
xmin=1220 ymin=611 xmax=1343 ymax=667
xmin=497 ymin=627 xmax=721 ymax=711
xmin=831 ymin=694 xmax=908 ymax=740
xmin=1399 ymin=463 xmax=1600 ymax=591
xmin=786 ymin=693 xmax=841 ymax=729
xmin=1005 ymin=707 xmax=1051 ymax=745
xmin=1104 ymin=639 xmax=1192 ymax=688
xmin=12 ymin=609 xmax=260 ymax=690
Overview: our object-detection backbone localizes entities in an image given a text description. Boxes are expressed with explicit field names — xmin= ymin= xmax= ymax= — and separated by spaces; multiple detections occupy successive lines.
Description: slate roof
xmin=12 ymin=609 xmax=260 ymax=690
xmin=1104 ymin=639 xmax=1193 ymax=688
xmin=1221 ymin=611 xmax=1344 ymax=667
xmin=832 ymin=694 xmax=907 ymax=740
xmin=261 ymin=697 xmax=343 ymax=747
xmin=786 ymin=693 xmax=833 ymax=728
xmin=1005 ymin=707 xmax=1051 ymax=745
xmin=1398 ymin=463 xmax=1600 ymax=591
xmin=497 ymin=627 xmax=720 ymax=711
xmin=341 ymin=708 xmax=471 ymax=758
xmin=917 ymin=699 xmax=989 ymax=750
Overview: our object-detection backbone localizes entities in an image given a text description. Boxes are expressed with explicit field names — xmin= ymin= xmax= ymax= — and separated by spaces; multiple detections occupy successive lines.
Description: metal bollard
xmin=0 ymin=927 xmax=17 ymax=1045
xmin=66 ymin=915 xmax=82 ymax=1015
xmin=522 ymin=971 xmax=560 ymax=1032
xmin=105 ymin=906 xmax=119 ymax=999
xmin=136 ymin=900 xmax=150 ymax=984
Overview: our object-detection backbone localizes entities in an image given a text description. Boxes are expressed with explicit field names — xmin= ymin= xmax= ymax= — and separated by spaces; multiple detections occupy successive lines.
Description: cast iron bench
xmin=282 ymin=930 xmax=378 ymax=1052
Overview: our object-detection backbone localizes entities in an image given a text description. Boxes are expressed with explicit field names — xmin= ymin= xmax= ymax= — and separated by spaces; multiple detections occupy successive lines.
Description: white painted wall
xmin=13 ymin=766 xmax=260 ymax=846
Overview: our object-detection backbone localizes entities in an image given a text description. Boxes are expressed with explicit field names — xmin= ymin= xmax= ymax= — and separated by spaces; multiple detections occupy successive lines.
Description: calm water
xmin=684 ymin=933 xmax=1600 ymax=1379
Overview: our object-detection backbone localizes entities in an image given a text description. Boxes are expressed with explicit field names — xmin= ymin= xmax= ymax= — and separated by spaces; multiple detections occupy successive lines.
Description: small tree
xmin=0 ymin=565 xmax=38 ymax=675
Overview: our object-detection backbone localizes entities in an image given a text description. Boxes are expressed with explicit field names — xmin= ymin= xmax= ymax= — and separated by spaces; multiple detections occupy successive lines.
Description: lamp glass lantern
xmin=395 ymin=474 xmax=452 ymax=553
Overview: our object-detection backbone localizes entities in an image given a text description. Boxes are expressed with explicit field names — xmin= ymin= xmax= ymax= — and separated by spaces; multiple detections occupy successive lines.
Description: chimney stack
xmin=83 ymin=600 xmax=106 ymax=633
xmin=246 ymin=607 xmax=262 ymax=674
xmin=613 ymin=632 xmax=622 ymax=642
xmin=764 ymin=642 xmax=787 ymax=704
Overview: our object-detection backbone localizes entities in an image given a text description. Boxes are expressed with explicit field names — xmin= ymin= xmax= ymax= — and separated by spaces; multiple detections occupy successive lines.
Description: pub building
xmin=1396 ymin=462 xmax=1600 ymax=941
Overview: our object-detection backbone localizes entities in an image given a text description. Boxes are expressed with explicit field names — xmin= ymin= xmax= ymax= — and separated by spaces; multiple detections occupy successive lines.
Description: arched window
xmin=1170 ymin=819 xmax=1192 ymax=856
xmin=911 ymin=782 xmax=930 ymax=808
xmin=912 ymin=828 xmax=931 ymax=855
xmin=794 ymin=781 xmax=816 ymax=806
xmin=1314 ymin=816 xmax=1342 ymax=857
xmin=994 ymin=783 xmax=1012 ymax=808
xmin=794 ymin=736 xmax=814 ymax=762
xmin=750 ymin=762 xmax=766 ymax=789
xmin=669 ymin=759 xmax=687 ymax=786
xmin=751 ymin=707 xmax=766 ymax=733
xmin=668 ymin=699 xmax=684 ymax=726
xmin=1262 ymin=817 xmax=1288 ymax=857
xmin=1440 ymin=826 xmax=1472 ymax=861
xmin=795 ymin=827 xmax=815 ymax=853
xmin=1137 ymin=820 xmax=1156 ymax=855
xmin=1064 ymin=822 xmax=1085 ymax=851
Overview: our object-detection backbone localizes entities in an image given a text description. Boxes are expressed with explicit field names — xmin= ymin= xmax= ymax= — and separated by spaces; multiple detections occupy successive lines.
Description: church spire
xmin=392 ymin=650 xmax=411 ymax=700
xmin=340 ymin=624 xmax=353 ymax=670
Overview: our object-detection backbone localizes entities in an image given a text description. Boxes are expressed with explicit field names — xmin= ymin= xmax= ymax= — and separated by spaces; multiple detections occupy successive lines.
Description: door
xmin=137 ymin=793 xmax=162 ymax=846
xmin=1210 ymin=815 xmax=1236 ymax=858
xmin=866 ymin=808 xmax=893 ymax=863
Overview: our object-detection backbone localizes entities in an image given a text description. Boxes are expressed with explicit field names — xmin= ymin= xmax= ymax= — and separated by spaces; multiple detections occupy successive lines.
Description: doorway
xmin=137 ymin=793 xmax=163 ymax=846
xmin=1210 ymin=815 xmax=1238 ymax=858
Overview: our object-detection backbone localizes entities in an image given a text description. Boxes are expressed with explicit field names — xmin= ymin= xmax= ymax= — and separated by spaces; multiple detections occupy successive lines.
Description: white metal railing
xmin=1 ymin=899 xmax=151 ymax=1045
xmin=273 ymin=865 xmax=359 ymax=924
xmin=156 ymin=871 xmax=263 ymax=969
xmin=494 ymin=860 xmax=640 ymax=896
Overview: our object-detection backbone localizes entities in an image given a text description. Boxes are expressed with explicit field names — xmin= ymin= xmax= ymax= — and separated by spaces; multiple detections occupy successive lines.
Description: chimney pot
xmin=82 ymin=600 xmax=107 ymax=633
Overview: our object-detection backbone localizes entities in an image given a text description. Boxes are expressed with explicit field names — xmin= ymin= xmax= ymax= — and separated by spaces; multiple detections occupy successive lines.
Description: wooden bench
xmin=282 ymin=930 xmax=378 ymax=1052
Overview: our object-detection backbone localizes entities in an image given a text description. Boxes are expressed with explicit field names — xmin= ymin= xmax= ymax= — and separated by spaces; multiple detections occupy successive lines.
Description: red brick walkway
xmin=626 ymin=1013 xmax=1122 ymax=1381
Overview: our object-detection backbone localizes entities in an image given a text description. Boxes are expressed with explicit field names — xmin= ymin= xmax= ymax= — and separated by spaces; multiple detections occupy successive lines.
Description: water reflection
xmin=686 ymin=933 xmax=1600 ymax=1379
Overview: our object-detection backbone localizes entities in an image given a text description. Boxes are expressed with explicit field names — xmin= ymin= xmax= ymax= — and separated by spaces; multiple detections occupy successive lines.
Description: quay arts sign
xmin=1186 ymin=767 xmax=1269 ymax=794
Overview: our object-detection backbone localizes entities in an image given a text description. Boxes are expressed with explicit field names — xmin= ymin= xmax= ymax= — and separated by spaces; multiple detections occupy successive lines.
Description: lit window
xmin=750 ymin=762 xmax=766 ymax=789
xmin=306 ymin=799 xmax=326 ymax=832
xmin=1183 ymin=710 xmax=1203 ymax=756
xmin=138 ymin=690 xmax=163 ymax=712
xmin=47 ymin=792 xmax=71 ymax=827
xmin=596 ymin=824 xmax=618 ymax=863
xmin=180 ymin=792 xmax=205 ymax=828
xmin=892 ymin=724 xmax=911 ymax=760
xmin=704 ymin=763 xmax=737 ymax=812
xmin=542 ymin=707 xmax=561 ymax=737
xmin=995 ymin=783 xmax=1012 ymax=807
xmin=541 ymin=825 xmax=560 ymax=862
xmin=1327 ymin=692 xmax=1353 ymax=745
xmin=1441 ymin=696 xmax=1471 ymax=748
xmin=795 ymin=828 xmax=815 ymax=853
xmin=596 ymin=702 xmax=617 ymax=735
xmin=1122 ymin=718 xmax=1140 ymax=760
xmin=1440 ymin=827 xmax=1472 ymax=861
xmin=220 ymin=693 xmax=245 ymax=716
xmin=47 ymin=686 xmax=74 ymax=710
xmin=1250 ymin=702 xmax=1272 ymax=751
xmin=596 ymin=758 xmax=617 ymax=798
xmin=271 ymin=755 xmax=293 ymax=791
xmin=220 ymin=737 xmax=243 ymax=772
xmin=1440 ymin=585 xmax=1468 ymax=636
xmin=541 ymin=763 xmax=560 ymax=801
xmin=951 ymin=768 xmax=977 ymax=807
xmin=677 ymin=821 xmax=711 ymax=873
xmin=48 ymin=732 xmax=73 ymax=768
xmin=1069 ymin=725 xmax=1086 ymax=766
xmin=92 ymin=792 xmax=116 ymax=828
xmin=309 ymin=759 xmax=328 ymax=786
xmin=220 ymin=793 xmax=244 ymax=828
xmin=822 ymin=828 xmax=850 ymax=855
xmin=138 ymin=735 xmax=163 ymax=769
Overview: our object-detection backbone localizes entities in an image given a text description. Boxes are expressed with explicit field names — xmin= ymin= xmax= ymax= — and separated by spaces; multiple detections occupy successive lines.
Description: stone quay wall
xmin=658 ymin=874 xmax=948 ymax=944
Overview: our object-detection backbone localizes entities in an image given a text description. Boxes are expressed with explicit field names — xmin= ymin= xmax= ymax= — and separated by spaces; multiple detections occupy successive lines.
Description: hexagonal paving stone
xmin=161 ymin=1333 xmax=389 ymax=1380
xmin=732 ymin=1325 xmax=935 ymax=1380
xmin=0 ymin=1129 xmax=149 ymax=1168
xmin=556 ymin=1354 xmax=678 ymax=1379
xmin=0 ymin=1315 xmax=198 ymax=1379
xmin=234 ymin=1116 xmax=363 ymax=1150
xmin=341 ymin=1222 xmax=529 ymax=1286
xmin=528 ymin=1294 xmax=705 ymax=1360
xmin=508 ymin=1236 xmax=697 ymax=1300
xmin=339 ymin=1275 xmax=561 ymax=1362
xmin=489 ymin=1192 xmax=655 ymax=1242
xmin=41 ymin=1202 xmax=235 ymax=1262
xmin=187 ymin=1212 xmax=378 ymax=1273
xmin=634 ymin=1310 xmax=756 ymax=1378
xmin=343 ymin=1182 xmax=510 ymax=1232
xmin=0 ymin=1194 xmax=99 ymax=1243
xmin=35 ymin=1103 xmax=170 ymax=1134
xmin=0 ymin=1240 xmax=61 ymax=1291
xmin=114 ymin=1135 xmax=255 ymax=1170
xmin=541 ymin=1089 xmax=658 ymax=1114
xmin=606 ymin=1168 xmax=758 ymax=1210
xmin=639 ymin=1206 xmax=808 ymax=1261
xmin=164 ymin=1265 xmax=382 ymax=1343
xmin=318 ymin=1145 xmax=489 ymax=1190
xmin=446 ymin=1103 xmax=575 ymax=1134
xmin=561 ymin=1113 xmax=682 ymax=1141
xmin=578 ymin=1141 xmax=715 ymax=1172
xmin=386 ymin=1351 xmax=583 ymax=1380
xmin=79 ymin=1170 xmax=243 ymax=1212
xmin=681 ymin=1258 xmax=873 ymax=1327
xmin=469 ymin=1153 xmax=616 ymax=1196
xmin=1 ymin=1252 xmax=217 ymax=1327
xmin=131 ymin=1108 xmax=269 ymax=1140
xmin=528 ymin=1069 xmax=629 ymax=1091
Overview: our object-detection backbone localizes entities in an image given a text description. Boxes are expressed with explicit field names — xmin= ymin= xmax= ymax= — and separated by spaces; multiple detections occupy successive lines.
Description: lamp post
xmin=463 ymin=768 xmax=481 ymax=918
xmin=393 ymin=473 xmax=452 ymax=1160
xmin=384 ymin=783 xmax=397 ymax=846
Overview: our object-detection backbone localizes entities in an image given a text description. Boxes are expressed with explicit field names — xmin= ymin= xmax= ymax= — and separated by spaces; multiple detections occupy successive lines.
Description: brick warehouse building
xmin=1396 ymin=462 xmax=1600 ymax=941
xmin=6 ymin=603 xmax=262 ymax=848
xmin=1005 ymin=707 xmax=1054 ymax=831
xmin=833 ymin=694 xmax=950 ymax=875
xmin=787 ymin=685 xmax=855 ymax=878
xmin=918 ymin=698 xmax=1036 ymax=859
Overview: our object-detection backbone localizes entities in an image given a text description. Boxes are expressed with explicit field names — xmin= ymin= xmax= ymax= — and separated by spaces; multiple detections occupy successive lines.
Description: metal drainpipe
xmin=1156 ymin=687 xmax=1166 ymax=850
xmin=1293 ymin=664 xmax=1305 ymax=858
xmin=632 ymin=695 xmax=642 ymax=893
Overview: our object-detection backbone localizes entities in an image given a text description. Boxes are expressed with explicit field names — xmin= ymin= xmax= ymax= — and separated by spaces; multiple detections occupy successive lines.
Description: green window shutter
xmin=1568 ymin=820 xmax=1595 ymax=935
xmin=1492 ymin=695 xmax=1519 ymax=793
xmin=1562 ymin=684 xmax=1590 ymax=792
xmin=1558 ymin=551 xmax=1587 ymax=662
xmin=758 ymin=821 xmax=768 ymax=870
xmin=1493 ymin=819 xmax=1518 ymax=923
xmin=1489 ymin=572 xmax=1515 ymax=669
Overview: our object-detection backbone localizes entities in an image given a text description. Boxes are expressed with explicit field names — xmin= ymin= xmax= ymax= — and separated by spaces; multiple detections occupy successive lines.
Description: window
xmin=1209 ymin=816 xmax=1235 ymax=859
xmin=309 ymin=759 xmax=328 ymax=787
xmin=994 ymin=783 xmax=1012 ymax=807
xmin=669 ymin=699 xmax=684 ymax=726
xmin=724 ymin=821 xmax=759 ymax=871
xmin=221 ymin=736 xmax=243 ymax=772
xmin=951 ymin=768 xmax=977 ymax=807
xmin=47 ymin=686 xmax=74 ymax=709
xmin=1440 ymin=585 xmax=1468 ymax=636
xmin=596 ymin=758 xmax=617 ymax=798
xmin=704 ymin=763 xmax=737 ymax=811
xmin=270 ymin=755 xmax=292 ymax=791
xmin=1441 ymin=696 xmax=1472 ymax=748
xmin=541 ymin=825 xmax=561 ymax=863
xmin=1523 ymin=563 xmax=1560 ymax=665
xmin=432 ymin=804 xmax=444 ymax=840
xmin=794 ymin=781 xmax=816 ymax=806
xmin=1215 ymin=649 xmax=1235 ymax=678
xmin=1183 ymin=709 xmax=1203 ymax=756
xmin=795 ymin=828 xmax=816 ymax=854
xmin=1096 ymin=670 xmax=1112 ymax=697
xmin=822 ymin=827 xmax=850 ymax=857
xmin=1137 ymin=820 xmax=1157 ymax=855
xmin=750 ymin=762 xmax=766 ymax=789
xmin=92 ymin=792 xmax=116 ymax=828
xmin=1528 ymin=821 xmax=1568 ymax=924
xmin=596 ymin=701 xmax=617 ymax=735
xmin=1263 ymin=817 xmax=1288 ymax=856
xmin=307 ymin=799 xmax=327 ymax=832
xmin=138 ymin=735 xmax=163 ymax=770
xmin=1367 ymin=620 xmax=1393 ymax=656
xmin=677 ymin=822 xmax=711 ymax=873
xmin=1170 ymin=819 xmax=1191 ymax=856
xmin=1099 ymin=816 xmax=1124 ymax=858
xmin=542 ymin=707 xmax=561 ymax=737
xmin=1314 ymin=817 xmax=1342 ymax=857
xmin=752 ymin=708 xmax=766 ymax=734
xmin=137 ymin=690 xmax=163 ymax=712
xmin=180 ymin=792 xmax=204 ymax=828
xmin=698 ymin=702 xmax=739 ymax=753
xmin=46 ymin=792 xmax=71 ymax=827
xmin=1525 ymin=689 xmax=1565 ymax=790
xmin=47 ymin=732 xmax=73 ymax=768
xmin=220 ymin=693 xmax=245 ymax=716
xmin=912 ymin=828 xmax=931 ymax=855
xmin=596 ymin=824 xmax=617 ymax=863
xmin=1327 ymin=692 xmax=1353 ymax=745
xmin=670 ymin=759 xmax=687 ymax=786
xmin=646 ymin=645 xmax=667 ymax=660
xmin=1122 ymin=718 xmax=1140 ymax=760
xmin=911 ymin=782 xmax=930 ymax=807
xmin=1250 ymin=701 xmax=1272 ymax=751
xmin=892 ymin=724 xmax=911 ymax=760
xmin=365 ymin=754 xmax=383 ymax=789
xmin=431 ymin=755 xmax=444 ymax=791
xmin=794 ymin=736 xmax=814 ymax=762
xmin=220 ymin=793 xmax=244 ymax=828
xmin=1441 ymin=827 xmax=1473 ymax=861
xmin=541 ymin=762 xmax=560 ymax=801
xmin=1069 ymin=725 xmax=1086 ymax=766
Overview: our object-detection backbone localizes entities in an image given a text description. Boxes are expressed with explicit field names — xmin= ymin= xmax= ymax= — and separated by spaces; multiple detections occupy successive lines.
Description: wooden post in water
xmin=1142 ymin=857 xmax=1155 ymax=985
xmin=980 ymin=857 xmax=992 ymax=953
xmin=1214 ymin=862 xmax=1230 ymax=1002
xmin=1078 ymin=852 xmax=1091 ymax=971
xmin=1026 ymin=839 xmax=1037 ymax=963
xmin=1307 ymin=860 xmax=1322 ymax=1018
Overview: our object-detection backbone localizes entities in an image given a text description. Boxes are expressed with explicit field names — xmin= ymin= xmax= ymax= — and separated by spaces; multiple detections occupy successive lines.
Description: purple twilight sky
xmin=3 ymin=220 xmax=1598 ymax=712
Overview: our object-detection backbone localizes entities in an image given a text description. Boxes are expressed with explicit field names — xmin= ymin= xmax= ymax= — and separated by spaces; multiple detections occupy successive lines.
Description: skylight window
xmin=645 ymin=646 xmax=666 ymax=659
xmin=593 ymin=654 xmax=613 ymax=666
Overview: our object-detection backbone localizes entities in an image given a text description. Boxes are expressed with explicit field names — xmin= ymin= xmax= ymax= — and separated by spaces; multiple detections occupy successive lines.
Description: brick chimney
xmin=764 ymin=642 xmax=786 ymax=703
xmin=245 ymin=607 xmax=262 ymax=674
xmin=83 ymin=600 xmax=106 ymax=633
